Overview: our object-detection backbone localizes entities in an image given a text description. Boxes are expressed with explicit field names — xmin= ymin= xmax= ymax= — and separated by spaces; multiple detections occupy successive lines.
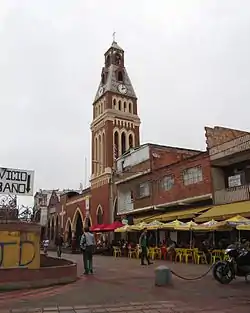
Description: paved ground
xmin=0 ymin=253 xmax=250 ymax=312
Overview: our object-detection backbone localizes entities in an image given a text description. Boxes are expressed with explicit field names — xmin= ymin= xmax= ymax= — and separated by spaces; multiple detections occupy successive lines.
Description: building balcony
xmin=214 ymin=185 xmax=250 ymax=205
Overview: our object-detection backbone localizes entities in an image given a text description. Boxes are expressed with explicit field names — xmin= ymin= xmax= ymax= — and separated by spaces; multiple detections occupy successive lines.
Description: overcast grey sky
xmin=0 ymin=0 xmax=250 ymax=206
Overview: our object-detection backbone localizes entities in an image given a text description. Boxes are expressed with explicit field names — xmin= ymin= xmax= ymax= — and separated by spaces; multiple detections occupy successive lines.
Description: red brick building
xmin=196 ymin=126 xmax=250 ymax=222
xmin=59 ymin=189 xmax=91 ymax=242
xmin=115 ymin=144 xmax=212 ymax=223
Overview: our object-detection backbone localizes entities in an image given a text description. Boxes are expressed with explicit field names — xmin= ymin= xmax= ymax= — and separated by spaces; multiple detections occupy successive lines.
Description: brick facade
xmin=60 ymin=189 xmax=91 ymax=238
xmin=153 ymin=152 xmax=212 ymax=206
xmin=205 ymin=126 xmax=249 ymax=149
xmin=116 ymin=149 xmax=212 ymax=216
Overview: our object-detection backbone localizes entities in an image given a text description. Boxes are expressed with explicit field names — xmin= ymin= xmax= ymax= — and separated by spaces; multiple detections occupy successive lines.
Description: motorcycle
xmin=213 ymin=243 xmax=250 ymax=284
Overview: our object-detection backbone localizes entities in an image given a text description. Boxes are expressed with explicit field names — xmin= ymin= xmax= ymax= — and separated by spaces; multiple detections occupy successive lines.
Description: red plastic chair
xmin=161 ymin=246 xmax=167 ymax=260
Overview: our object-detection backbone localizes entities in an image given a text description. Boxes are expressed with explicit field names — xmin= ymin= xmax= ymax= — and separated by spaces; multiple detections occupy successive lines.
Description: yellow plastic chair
xmin=211 ymin=250 xmax=222 ymax=264
xmin=148 ymin=248 xmax=156 ymax=260
xmin=113 ymin=246 xmax=121 ymax=258
xmin=175 ymin=248 xmax=183 ymax=262
xmin=195 ymin=251 xmax=208 ymax=265
xmin=182 ymin=249 xmax=194 ymax=264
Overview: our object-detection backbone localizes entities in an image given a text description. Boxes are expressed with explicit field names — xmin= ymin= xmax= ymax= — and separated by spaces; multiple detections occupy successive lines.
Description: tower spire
xmin=112 ymin=31 xmax=116 ymax=43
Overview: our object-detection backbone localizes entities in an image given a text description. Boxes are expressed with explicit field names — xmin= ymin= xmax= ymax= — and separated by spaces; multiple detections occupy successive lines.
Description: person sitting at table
xmin=201 ymin=240 xmax=211 ymax=264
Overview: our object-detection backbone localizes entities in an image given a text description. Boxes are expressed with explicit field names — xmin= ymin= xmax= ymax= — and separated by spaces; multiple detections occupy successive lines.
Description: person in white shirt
xmin=80 ymin=227 xmax=96 ymax=275
xmin=43 ymin=238 xmax=49 ymax=256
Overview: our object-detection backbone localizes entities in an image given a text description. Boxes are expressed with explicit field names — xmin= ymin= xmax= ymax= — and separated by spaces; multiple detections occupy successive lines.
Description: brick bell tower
xmin=90 ymin=38 xmax=140 ymax=225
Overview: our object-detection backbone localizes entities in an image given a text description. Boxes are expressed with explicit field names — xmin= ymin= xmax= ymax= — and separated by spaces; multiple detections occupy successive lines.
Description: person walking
xmin=43 ymin=237 xmax=49 ymax=256
xmin=80 ymin=227 xmax=96 ymax=275
xmin=55 ymin=233 xmax=64 ymax=258
xmin=139 ymin=228 xmax=152 ymax=266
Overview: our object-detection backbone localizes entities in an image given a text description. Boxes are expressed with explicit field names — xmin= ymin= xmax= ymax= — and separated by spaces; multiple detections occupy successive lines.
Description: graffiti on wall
xmin=0 ymin=240 xmax=35 ymax=267
xmin=0 ymin=231 xmax=40 ymax=269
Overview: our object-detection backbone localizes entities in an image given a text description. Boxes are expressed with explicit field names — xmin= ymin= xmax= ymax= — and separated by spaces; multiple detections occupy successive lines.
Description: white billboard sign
xmin=0 ymin=167 xmax=34 ymax=196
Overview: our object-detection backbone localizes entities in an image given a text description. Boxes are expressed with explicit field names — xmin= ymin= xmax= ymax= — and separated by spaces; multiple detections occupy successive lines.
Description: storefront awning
xmin=144 ymin=207 xmax=209 ymax=223
xmin=195 ymin=201 xmax=250 ymax=222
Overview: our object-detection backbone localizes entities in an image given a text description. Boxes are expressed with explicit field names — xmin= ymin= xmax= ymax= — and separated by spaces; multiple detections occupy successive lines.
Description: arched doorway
xmin=51 ymin=217 xmax=55 ymax=242
xmin=47 ymin=218 xmax=51 ymax=240
xmin=55 ymin=215 xmax=59 ymax=237
xmin=96 ymin=206 xmax=103 ymax=225
xmin=75 ymin=212 xmax=83 ymax=248
xmin=68 ymin=223 xmax=72 ymax=245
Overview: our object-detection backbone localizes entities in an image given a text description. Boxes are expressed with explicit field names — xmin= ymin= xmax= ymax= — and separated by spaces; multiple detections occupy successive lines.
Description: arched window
xmin=102 ymin=132 xmax=105 ymax=170
xmin=94 ymin=137 xmax=98 ymax=173
xmin=113 ymin=98 xmax=116 ymax=109
xmin=128 ymin=102 xmax=132 ymax=113
xmin=128 ymin=134 xmax=133 ymax=148
xmin=97 ymin=206 xmax=103 ymax=225
xmin=114 ymin=131 xmax=119 ymax=159
xmin=98 ymin=134 xmax=102 ymax=172
xmin=101 ymin=73 xmax=105 ymax=84
xmin=124 ymin=101 xmax=127 ymax=111
xmin=115 ymin=53 xmax=121 ymax=65
xmin=106 ymin=55 xmax=111 ymax=66
xmin=118 ymin=100 xmax=121 ymax=110
xmin=121 ymin=132 xmax=126 ymax=155
xmin=117 ymin=71 xmax=123 ymax=82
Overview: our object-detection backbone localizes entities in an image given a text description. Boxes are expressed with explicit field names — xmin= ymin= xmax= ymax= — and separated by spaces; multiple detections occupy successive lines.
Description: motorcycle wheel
xmin=213 ymin=261 xmax=234 ymax=284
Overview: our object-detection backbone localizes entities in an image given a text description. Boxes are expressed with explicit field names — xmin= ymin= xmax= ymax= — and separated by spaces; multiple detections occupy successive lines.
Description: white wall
xmin=117 ymin=189 xmax=133 ymax=214
xmin=117 ymin=145 xmax=150 ymax=172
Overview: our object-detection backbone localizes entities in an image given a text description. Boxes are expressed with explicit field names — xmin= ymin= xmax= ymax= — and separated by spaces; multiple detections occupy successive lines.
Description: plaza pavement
xmin=0 ymin=252 xmax=249 ymax=312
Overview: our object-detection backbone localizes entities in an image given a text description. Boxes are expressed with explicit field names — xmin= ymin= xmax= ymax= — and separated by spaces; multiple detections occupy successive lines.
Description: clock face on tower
xmin=117 ymin=84 xmax=127 ymax=94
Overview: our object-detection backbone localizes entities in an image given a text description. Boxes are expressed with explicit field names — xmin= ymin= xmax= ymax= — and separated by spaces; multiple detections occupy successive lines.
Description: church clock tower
xmin=90 ymin=39 xmax=140 ymax=225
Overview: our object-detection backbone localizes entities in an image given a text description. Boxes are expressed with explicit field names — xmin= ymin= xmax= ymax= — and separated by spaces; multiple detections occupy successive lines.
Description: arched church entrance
xmin=75 ymin=212 xmax=83 ymax=248
xmin=47 ymin=218 xmax=51 ymax=240
xmin=68 ymin=223 xmax=72 ymax=245
xmin=55 ymin=215 xmax=59 ymax=237
xmin=51 ymin=217 xmax=55 ymax=242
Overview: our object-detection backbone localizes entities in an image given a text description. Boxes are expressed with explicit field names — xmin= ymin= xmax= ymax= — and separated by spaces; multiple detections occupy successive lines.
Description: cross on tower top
xmin=112 ymin=31 xmax=116 ymax=42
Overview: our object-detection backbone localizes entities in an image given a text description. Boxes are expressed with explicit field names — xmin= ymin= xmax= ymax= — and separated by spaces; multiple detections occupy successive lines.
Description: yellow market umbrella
xmin=237 ymin=224 xmax=250 ymax=231
xmin=114 ymin=224 xmax=133 ymax=233
xmin=193 ymin=219 xmax=219 ymax=231
xmin=146 ymin=220 xmax=166 ymax=230
xmin=216 ymin=215 xmax=250 ymax=228
xmin=174 ymin=220 xmax=198 ymax=231
xmin=174 ymin=221 xmax=198 ymax=248
xmin=160 ymin=219 xmax=185 ymax=229
xmin=226 ymin=215 xmax=250 ymax=223
xmin=130 ymin=222 xmax=148 ymax=231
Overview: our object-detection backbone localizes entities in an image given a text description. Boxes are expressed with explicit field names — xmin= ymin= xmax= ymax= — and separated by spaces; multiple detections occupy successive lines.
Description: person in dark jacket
xmin=55 ymin=233 xmax=64 ymax=258
xmin=139 ymin=228 xmax=153 ymax=266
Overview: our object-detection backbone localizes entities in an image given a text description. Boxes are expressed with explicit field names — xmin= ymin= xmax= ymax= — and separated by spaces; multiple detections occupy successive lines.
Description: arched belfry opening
xmin=114 ymin=53 xmax=122 ymax=65
xmin=128 ymin=134 xmax=133 ymax=148
xmin=106 ymin=55 xmax=111 ymax=67
xmin=121 ymin=132 xmax=126 ymax=155
xmin=117 ymin=71 xmax=123 ymax=82
xmin=114 ymin=131 xmax=119 ymax=159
